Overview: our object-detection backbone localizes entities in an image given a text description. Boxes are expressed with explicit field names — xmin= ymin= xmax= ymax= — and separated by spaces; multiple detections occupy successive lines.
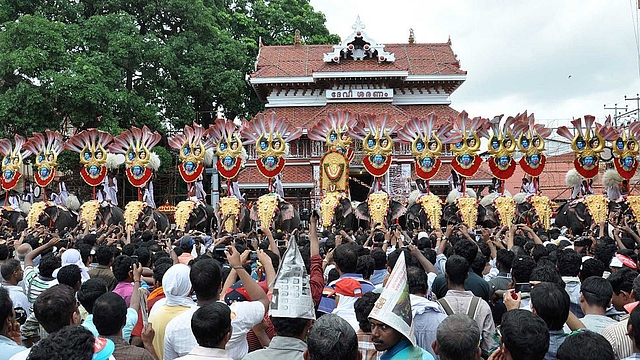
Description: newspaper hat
xmin=269 ymin=237 xmax=315 ymax=320
xmin=368 ymin=251 xmax=415 ymax=345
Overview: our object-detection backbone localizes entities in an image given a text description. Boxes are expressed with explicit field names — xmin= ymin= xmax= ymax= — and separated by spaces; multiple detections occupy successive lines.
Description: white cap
xmin=368 ymin=252 xmax=415 ymax=345
xmin=417 ymin=232 xmax=428 ymax=240
xmin=269 ymin=237 xmax=316 ymax=320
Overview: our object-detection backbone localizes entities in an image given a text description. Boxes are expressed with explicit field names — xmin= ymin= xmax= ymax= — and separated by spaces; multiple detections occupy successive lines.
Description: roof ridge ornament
xmin=323 ymin=16 xmax=395 ymax=64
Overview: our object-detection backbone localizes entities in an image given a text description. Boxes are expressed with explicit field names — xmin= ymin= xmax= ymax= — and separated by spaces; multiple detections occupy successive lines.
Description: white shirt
xmin=143 ymin=182 xmax=156 ymax=209
xmin=164 ymin=300 xmax=265 ymax=360
xmin=176 ymin=346 xmax=233 ymax=360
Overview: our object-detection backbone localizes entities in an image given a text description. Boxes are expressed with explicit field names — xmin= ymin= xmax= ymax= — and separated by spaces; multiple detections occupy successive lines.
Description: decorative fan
xmin=207 ymin=119 xmax=245 ymax=180
xmin=308 ymin=108 xmax=358 ymax=161
xmin=66 ymin=129 xmax=113 ymax=187
xmin=556 ymin=115 xmax=609 ymax=179
xmin=397 ymin=113 xmax=459 ymax=181
xmin=109 ymin=126 xmax=161 ymax=188
xmin=0 ymin=135 xmax=31 ymax=191
xmin=448 ymin=111 xmax=488 ymax=178
xmin=168 ymin=122 xmax=212 ymax=183
xmin=241 ymin=111 xmax=302 ymax=179
xmin=24 ymin=130 xmax=64 ymax=188
xmin=350 ymin=113 xmax=399 ymax=178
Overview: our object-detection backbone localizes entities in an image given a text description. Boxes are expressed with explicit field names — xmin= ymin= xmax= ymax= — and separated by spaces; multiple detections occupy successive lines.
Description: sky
xmin=309 ymin=0 xmax=640 ymax=135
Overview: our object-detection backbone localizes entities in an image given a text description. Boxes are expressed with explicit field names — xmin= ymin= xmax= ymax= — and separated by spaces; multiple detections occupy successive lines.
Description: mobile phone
xmin=214 ymin=248 xmax=227 ymax=257
xmin=514 ymin=283 xmax=532 ymax=294
xmin=277 ymin=240 xmax=286 ymax=247
xmin=249 ymin=251 xmax=259 ymax=261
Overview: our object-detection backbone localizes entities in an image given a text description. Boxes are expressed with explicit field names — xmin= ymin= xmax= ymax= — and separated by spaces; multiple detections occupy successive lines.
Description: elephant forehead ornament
xmin=417 ymin=194 xmax=443 ymax=228
xmin=0 ymin=135 xmax=30 ymax=191
xmin=109 ymin=126 xmax=161 ymax=188
xmin=26 ymin=201 xmax=49 ymax=228
xmin=320 ymin=192 xmax=344 ymax=228
xmin=219 ymin=196 xmax=241 ymax=232
xmin=24 ymin=130 xmax=63 ymax=189
xmin=168 ymin=122 xmax=211 ymax=183
xmin=493 ymin=196 xmax=516 ymax=228
xmin=529 ymin=195 xmax=552 ymax=230
xmin=256 ymin=194 xmax=280 ymax=227
xmin=368 ymin=192 xmax=390 ymax=226
xmin=79 ymin=200 xmax=102 ymax=228
xmin=556 ymin=115 xmax=607 ymax=180
xmin=584 ymin=194 xmax=609 ymax=225
xmin=66 ymin=129 xmax=113 ymax=187
xmin=175 ymin=200 xmax=198 ymax=231
xmin=124 ymin=201 xmax=147 ymax=231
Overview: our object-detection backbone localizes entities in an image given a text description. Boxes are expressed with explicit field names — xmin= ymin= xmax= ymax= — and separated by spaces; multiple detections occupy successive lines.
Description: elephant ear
xmin=354 ymin=202 xmax=370 ymax=221
xmin=279 ymin=202 xmax=295 ymax=221
xmin=388 ymin=200 xmax=406 ymax=222
xmin=340 ymin=198 xmax=353 ymax=218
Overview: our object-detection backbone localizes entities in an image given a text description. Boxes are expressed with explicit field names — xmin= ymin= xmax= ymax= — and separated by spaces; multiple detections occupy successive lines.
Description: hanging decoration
xmin=66 ymin=129 xmax=113 ymax=187
xmin=24 ymin=130 xmax=63 ymax=189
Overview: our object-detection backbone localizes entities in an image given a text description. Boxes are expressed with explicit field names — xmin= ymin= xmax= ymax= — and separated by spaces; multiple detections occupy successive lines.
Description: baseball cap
xmin=179 ymin=236 xmax=195 ymax=250
xmin=418 ymin=232 xmax=428 ymax=241
xmin=327 ymin=278 xmax=363 ymax=298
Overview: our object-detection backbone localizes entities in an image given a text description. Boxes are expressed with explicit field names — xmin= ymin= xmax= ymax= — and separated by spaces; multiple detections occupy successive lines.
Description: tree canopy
xmin=0 ymin=0 xmax=339 ymax=138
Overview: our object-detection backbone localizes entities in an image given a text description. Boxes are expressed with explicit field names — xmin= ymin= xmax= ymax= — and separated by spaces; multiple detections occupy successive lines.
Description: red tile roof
xmin=252 ymin=43 xmax=466 ymax=79
xmin=258 ymin=103 xmax=460 ymax=129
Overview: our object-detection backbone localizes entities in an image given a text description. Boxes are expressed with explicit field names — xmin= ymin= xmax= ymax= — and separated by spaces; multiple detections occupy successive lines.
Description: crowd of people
xmin=2 ymin=196 xmax=640 ymax=360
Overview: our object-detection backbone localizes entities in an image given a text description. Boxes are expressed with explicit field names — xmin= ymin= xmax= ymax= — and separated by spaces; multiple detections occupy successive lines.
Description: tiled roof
xmin=257 ymin=103 xmax=460 ymax=129
xmin=252 ymin=43 xmax=466 ymax=79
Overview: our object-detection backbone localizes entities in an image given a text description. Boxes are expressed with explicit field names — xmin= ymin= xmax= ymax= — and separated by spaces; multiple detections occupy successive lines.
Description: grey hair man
xmin=304 ymin=314 xmax=361 ymax=360
xmin=432 ymin=314 xmax=481 ymax=360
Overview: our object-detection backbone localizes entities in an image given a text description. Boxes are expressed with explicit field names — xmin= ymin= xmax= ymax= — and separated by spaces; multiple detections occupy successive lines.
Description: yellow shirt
xmin=148 ymin=304 xmax=192 ymax=359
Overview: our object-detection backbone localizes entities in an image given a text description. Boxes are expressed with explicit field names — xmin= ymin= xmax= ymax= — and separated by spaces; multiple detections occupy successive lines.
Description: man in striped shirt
xmin=23 ymin=237 xmax=60 ymax=305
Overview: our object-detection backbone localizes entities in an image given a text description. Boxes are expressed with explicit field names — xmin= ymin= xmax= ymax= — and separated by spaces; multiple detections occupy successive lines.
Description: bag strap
xmin=437 ymin=298 xmax=455 ymax=316
xmin=467 ymin=296 xmax=481 ymax=319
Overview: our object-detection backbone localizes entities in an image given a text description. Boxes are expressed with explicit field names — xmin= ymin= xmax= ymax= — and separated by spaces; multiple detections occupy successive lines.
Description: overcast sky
xmin=310 ymin=0 xmax=640 ymax=133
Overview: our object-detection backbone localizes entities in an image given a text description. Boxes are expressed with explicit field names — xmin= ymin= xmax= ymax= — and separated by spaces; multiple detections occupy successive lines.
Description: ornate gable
xmin=323 ymin=16 xmax=395 ymax=64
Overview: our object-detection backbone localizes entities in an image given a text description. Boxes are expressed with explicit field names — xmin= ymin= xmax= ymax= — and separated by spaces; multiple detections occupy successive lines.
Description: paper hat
xmin=269 ymin=237 xmax=316 ymax=320
xmin=368 ymin=251 xmax=415 ymax=345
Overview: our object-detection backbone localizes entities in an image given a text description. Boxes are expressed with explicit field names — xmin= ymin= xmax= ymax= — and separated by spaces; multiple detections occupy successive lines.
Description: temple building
xmin=241 ymin=17 xmax=493 ymax=209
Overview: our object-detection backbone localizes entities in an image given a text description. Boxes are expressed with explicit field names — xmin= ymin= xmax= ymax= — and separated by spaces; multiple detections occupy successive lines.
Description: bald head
xmin=16 ymin=244 xmax=32 ymax=261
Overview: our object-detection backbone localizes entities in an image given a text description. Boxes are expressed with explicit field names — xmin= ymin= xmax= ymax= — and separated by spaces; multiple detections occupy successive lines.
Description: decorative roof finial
xmin=352 ymin=16 xmax=365 ymax=33
xmin=408 ymin=28 xmax=415 ymax=44
xmin=294 ymin=29 xmax=301 ymax=46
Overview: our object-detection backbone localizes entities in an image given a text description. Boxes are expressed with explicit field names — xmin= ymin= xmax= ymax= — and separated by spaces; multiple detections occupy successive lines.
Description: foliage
xmin=0 ymin=0 xmax=338 ymax=138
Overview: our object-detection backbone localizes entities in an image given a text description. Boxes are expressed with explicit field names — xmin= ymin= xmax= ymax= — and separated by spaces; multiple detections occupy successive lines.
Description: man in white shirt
xmin=164 ymin=250 xmax=269 ymax=360
xmin=176 ymin=302 xmax=234 ymax=360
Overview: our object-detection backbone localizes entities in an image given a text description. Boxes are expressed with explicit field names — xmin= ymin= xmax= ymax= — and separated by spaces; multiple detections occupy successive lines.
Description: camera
xmin=277 ymin=240 xmax=286 ymax=247
xmin=514 ymin=283 xmax=532 ymax=294
xmin=249 ymin=251 xmax=259 ymax=261
xmin=391 ymin=225 xmax=397 ymax=231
